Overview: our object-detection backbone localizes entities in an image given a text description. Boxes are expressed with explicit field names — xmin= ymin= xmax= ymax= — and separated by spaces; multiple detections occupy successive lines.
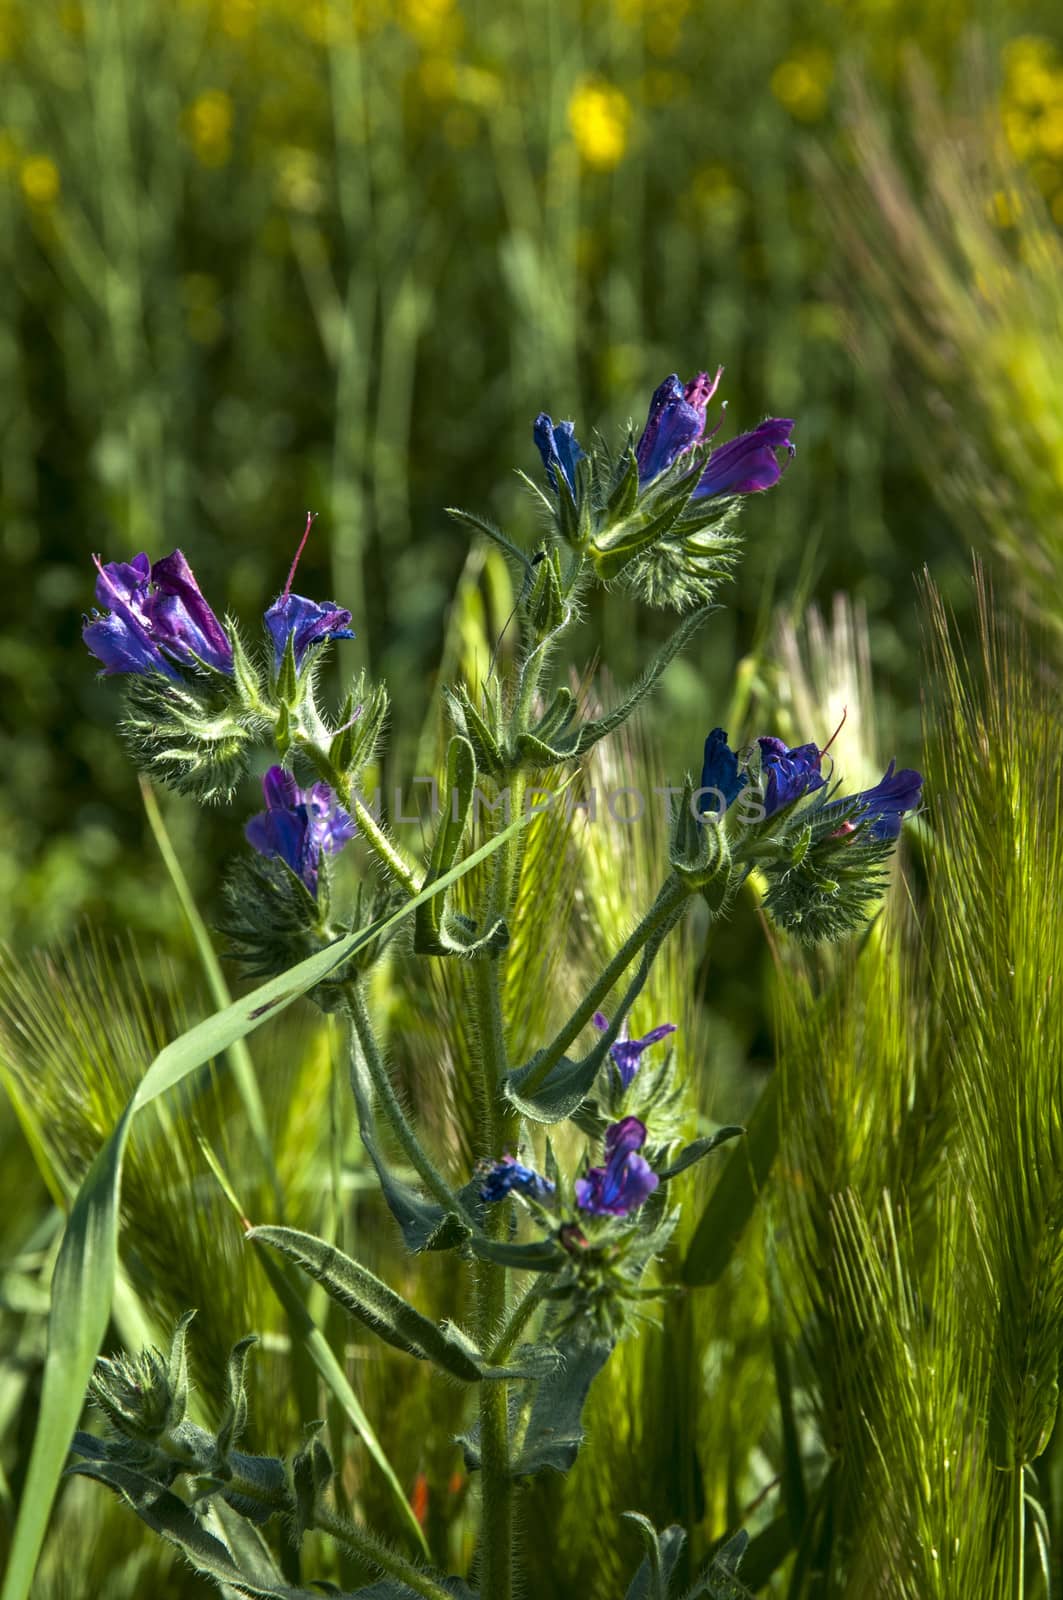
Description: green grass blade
xmin=197 ymin=1136 xmax=430 ymax=1558
xmin=1 ymin=803 xmax=533 ymax=1600
xmin=139 ymin=776 xmax=283 ymax=1214
xmin=681 ymin=1075 xmax=778 ymax=1286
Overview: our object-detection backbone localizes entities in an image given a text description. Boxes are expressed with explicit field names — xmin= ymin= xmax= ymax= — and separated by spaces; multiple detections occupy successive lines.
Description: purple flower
xmin=84 ymin=550 xmax=233 ymax=678
xmin=534 ymin=413 xmax=585 ymax=496
xmin=758 ymin=736 xmax=826 ymax=818
xmin=592 ymin=1012 xmax=676 ymax=1090
xmin=699 ymin=727 xmax=748 ymax=816
xmin=264 ymin=513 xmax=355 ymax=672
xmin=245 ymin=766 xmax=356 ymax=894
xmin=695 ymin=418 xmax=795 ymax=499
xmin=479 ymin=1154 xmax=555 ymax=1204
xmin=575 ymin=1117 xmax=659 ymax=1217
xmin=841 ymin=761 xmax=923 ymax=841
xmin=635 ymin=370 xmax=722 ymax=483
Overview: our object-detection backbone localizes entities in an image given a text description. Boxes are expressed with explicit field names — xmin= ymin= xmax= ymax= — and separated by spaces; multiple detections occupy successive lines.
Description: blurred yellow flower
xmin=568 ymin=80 xmax=631 ymax=171
xmin=1004 ymin=36 xmax=1059 ymax=105
xmin=989 ymin=187 xmax=1023 ymax=229
xmin=20 ymin=155 xmax=60 ymax=206
xmin=401 ymin=0 xmax=461 ymax=50
xmin=185 ymin=89 xmax=233 ymax=168
xmin=219 ymin=0 xmax=256 ymax=38
xmin=1004 ymin=108 xmax=1036 ymax=162
xmin=771 ymin=49 xmax=833 ymax=122
xmin=1036 ymin=105 xmax=1063 ymax=159
xmin=275 ymin=146 xmax=324 ymax=213
xmin=418 ymin=56 xmax=456 ymax=99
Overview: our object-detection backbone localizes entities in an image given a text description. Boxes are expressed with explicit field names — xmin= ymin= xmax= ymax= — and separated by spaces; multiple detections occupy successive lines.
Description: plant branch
xmin=313 ymin=1504 xmax=454 ymax=1600
xmin=521 ymin=874 xmax=691 ymax=1095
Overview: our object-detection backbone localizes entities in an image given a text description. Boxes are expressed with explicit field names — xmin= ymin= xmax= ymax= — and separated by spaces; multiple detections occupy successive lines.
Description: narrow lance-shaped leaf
xmin=415 ymin=736 xmax=507 ymax=956
xmin=657 ymin=1125 xmax=745 ymax=1183
xmin=247 ymin=1226 xmax=486 ymax=1381
xmin=66 ymin=1459 xmax=318 ymax=1599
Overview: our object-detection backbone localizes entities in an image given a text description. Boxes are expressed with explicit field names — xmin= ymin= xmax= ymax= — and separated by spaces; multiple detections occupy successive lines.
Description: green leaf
xmin=65 ymin=1459 xmax=317 ymax=1598
xmin=349 ymin=1582 xmax=477 ymax=1599
xmin=164 ymin=1308 xmax=195 ymax=1430
xmin=246 ymin=1226 xmax=486 ymax=1381
xmin=1 ymin=807 xmax=532 ymax=1600
xmin=689 ymin=1530 xmax=750 ymax=1598
xmin=571 ymin=604 xmax=716 ymax=758
xmin=681 ymin=1075 xmax=778 ymax=1286
xmin=216 ymin=1336 xmax=256 ymax=1460
xmin=606 ymin=446 xmax=640 ymax=523
xmin=445 ymin=505 xmax=533 ymax=571
xmin=505 ymin=1052 xmax=602 ymax=1124
xmin=141 ymin=780 xmax=282 ymax=1212
xmin=198 ymin=1138 xmax=430 ymax=1558
xmin=210 ymin=1499 xmax=292 ymax=1590
xmin=510 ymin=1339 xmax=612 ymax=1476
xmin=657 ymin=1126 xmax=745 ymax=1182
xmin=415 ymin=737 xmax=507 ymax=956
xmin=465 ymin=1234 xmax=565 ymax=1272
xmin=442 ymin=684 xmax=507 ymax=778
xmin=292 ymin=1421 xmax=333 ymax=1540
xmin=622 ymin=1513 xmax=687 ymax=1600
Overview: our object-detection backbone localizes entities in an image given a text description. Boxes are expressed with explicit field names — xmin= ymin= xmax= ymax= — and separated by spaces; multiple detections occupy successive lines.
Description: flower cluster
xmin=84 ymin=518 xmax=354 ymax=684
xmin=245 ymin=767 xmax=356 ymax=895
xmin=535 ymin=368 xmax=795 ymax=504
xmin=532 ymin=367 xmax=795 ymax=610
xmin=478 ymin=1154 xmax=555 ymax=1205
xmin=481 ymin=1114 xmax=660 ymax=1224
xmin=698 ymin=725 xmax=923 ymax=840
xmin=575 ymin=1116 xmax=658 ymax=1217
xmin=83 ymin=550 xmax=234 ymax=679
xmin=84 ymin=520 xmax=361 ymax=904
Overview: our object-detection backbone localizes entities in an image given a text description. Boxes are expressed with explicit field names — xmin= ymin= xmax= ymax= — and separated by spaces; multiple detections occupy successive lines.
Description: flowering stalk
xmin=67 ymin=368 xmax=926 ymax=1600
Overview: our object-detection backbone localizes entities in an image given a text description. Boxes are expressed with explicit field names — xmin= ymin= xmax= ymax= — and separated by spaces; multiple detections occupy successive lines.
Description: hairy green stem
xmin=488 ymin=1276 xmax=549 ymax=1365
xmin=346 ymin=983 xmax=466 ymax=1218
xmin=349 ymin=793 xmax=421 ymax=898
xmin=469 ymin=942 xmax=514 ymax=1598
xmin=522 ymin=874 xmax=691 ymax=1094
xmin=285 ymin=722 xmax=422 ymax=898
xmin=313 ymin=1504 xmax=453 ymax=1600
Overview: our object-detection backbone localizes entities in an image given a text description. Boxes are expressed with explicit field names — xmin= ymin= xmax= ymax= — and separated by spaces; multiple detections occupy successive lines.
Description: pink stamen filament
xmin=819 ymin=705 xmax=848 ymax=758
xmin=282 ymin=511 xmax=318 ymax=600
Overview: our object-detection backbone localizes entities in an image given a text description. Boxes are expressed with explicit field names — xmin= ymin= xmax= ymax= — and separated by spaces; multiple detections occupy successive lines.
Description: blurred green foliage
xmin=0 ymin=0 xmax=1059 ymax=949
